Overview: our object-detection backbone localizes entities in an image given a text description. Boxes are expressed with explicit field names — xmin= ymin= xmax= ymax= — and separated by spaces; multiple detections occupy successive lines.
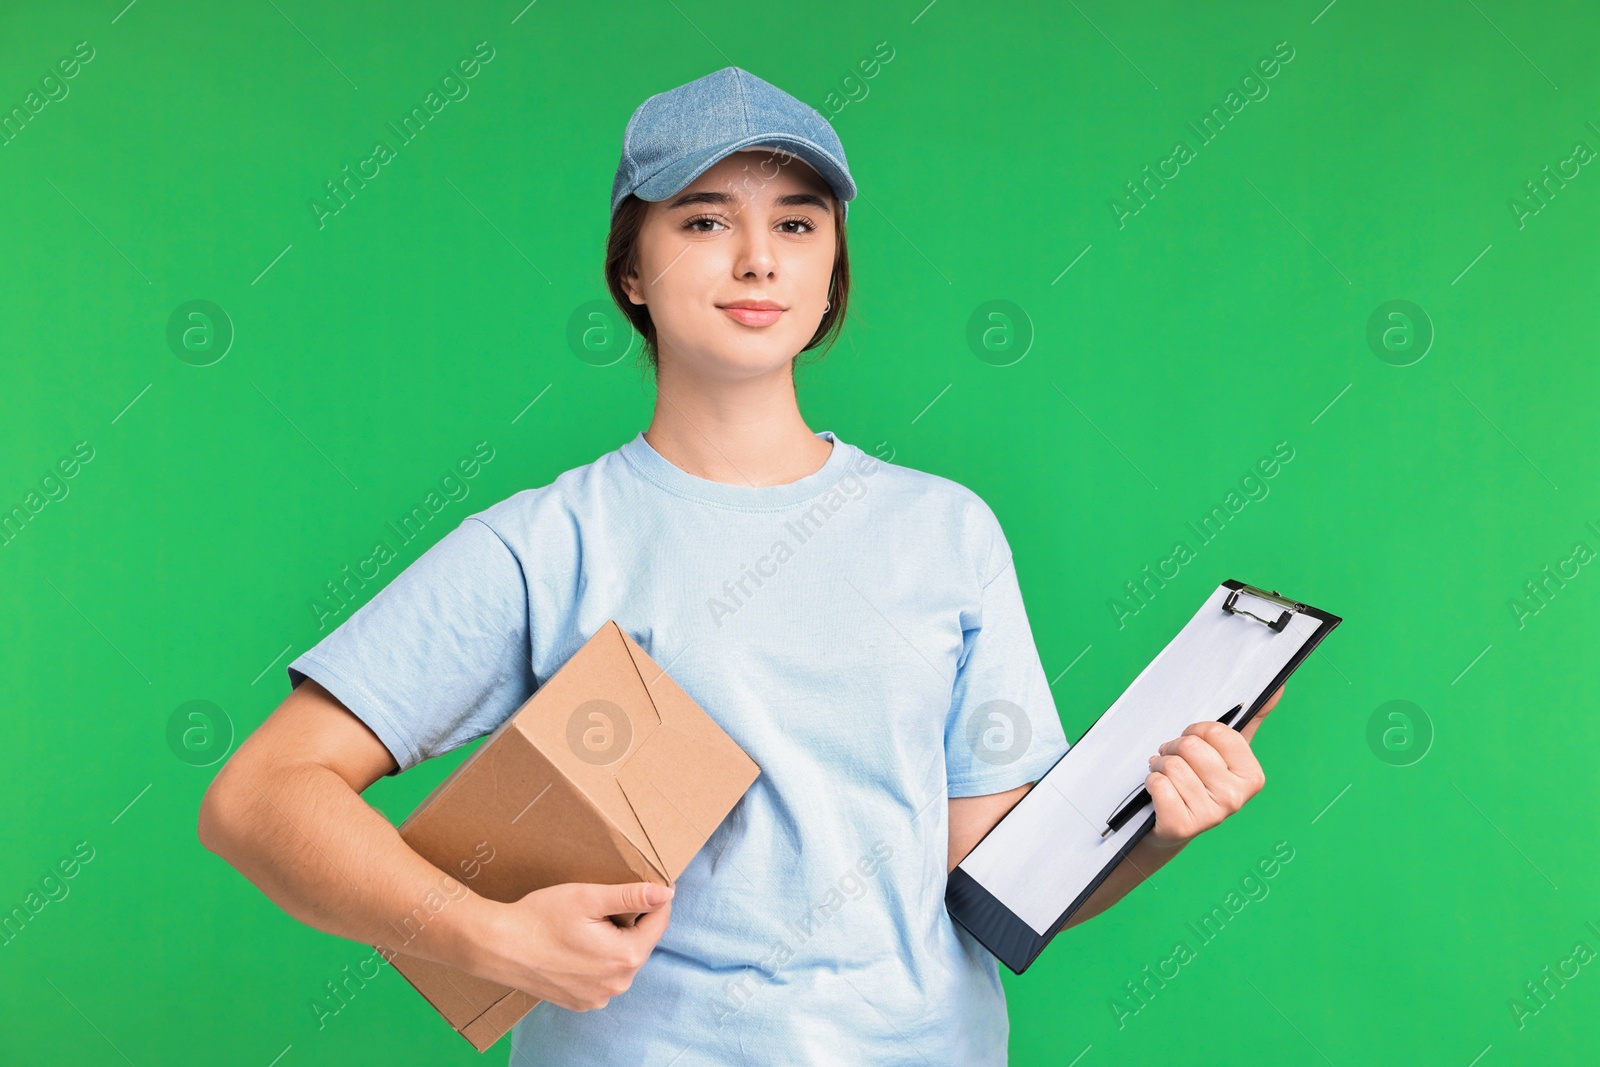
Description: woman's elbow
xmin=196 ymin=757 xmax=249 ymax=856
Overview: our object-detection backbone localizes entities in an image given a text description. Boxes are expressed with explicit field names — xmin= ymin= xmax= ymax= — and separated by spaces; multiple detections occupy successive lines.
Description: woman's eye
xmin=681 ymin=215 xmax=814 ymax=234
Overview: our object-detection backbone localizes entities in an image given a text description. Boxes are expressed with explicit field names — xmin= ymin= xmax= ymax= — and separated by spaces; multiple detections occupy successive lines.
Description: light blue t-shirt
xmin=287 ymin=429 xmax=1069 ymax=1065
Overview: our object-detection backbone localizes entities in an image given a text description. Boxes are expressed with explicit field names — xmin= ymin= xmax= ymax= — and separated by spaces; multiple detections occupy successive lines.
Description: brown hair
xmin=604 ymin=191 xmax=850 ymax=378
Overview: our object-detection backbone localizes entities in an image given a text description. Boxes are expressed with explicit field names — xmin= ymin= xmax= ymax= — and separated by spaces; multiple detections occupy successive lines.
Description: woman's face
xmin=623 ymin=149 xmax=837 ymax=382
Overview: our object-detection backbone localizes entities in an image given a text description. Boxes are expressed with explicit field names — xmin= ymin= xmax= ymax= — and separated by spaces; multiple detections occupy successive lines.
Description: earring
xmin=823 ymin=301 xmax=831 ymax=313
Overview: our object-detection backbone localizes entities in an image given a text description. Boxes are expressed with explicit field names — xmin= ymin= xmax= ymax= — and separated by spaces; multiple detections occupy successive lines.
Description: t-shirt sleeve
xmin=286 ymin=515 xmax=536 ymax=777
xmin=944 ymin=514 xmax=1071 ymax=798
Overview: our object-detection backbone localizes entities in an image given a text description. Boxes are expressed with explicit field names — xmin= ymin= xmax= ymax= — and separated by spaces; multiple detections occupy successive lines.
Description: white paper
xmin=958 ymin=584 xmax=1326 ymax=934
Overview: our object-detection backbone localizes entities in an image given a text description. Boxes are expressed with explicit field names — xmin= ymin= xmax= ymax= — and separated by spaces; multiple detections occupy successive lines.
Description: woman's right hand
xmin=459 ymin=881 xmax=675 ymax=1012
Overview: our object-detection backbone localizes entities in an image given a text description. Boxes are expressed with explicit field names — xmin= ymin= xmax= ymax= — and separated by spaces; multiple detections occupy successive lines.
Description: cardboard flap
xmin=617 ymin=627 xmax=731 ymax=751
xmin=615 ymin=722 xmax=757 ymax=879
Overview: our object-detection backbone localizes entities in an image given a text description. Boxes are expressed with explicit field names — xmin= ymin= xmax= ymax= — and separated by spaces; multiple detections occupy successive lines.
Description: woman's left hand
xmin=1144 ymin=684 xmax=1284 ymax=850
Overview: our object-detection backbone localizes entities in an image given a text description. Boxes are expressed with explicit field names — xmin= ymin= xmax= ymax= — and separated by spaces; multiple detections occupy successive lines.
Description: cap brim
xmin=632 ymin=134 xmax=855 ymax=219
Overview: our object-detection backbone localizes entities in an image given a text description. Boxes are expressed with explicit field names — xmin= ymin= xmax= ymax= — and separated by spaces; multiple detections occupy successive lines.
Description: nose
xmin=733 ymin=222 xmax=778 ymax=280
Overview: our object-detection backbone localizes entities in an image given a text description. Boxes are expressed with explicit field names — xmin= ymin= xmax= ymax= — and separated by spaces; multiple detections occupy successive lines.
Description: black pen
xmin=1100 ymin=704 xmax=1243 ymax=838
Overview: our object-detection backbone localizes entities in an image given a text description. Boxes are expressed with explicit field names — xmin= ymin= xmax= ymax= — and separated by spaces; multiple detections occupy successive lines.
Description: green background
xmin=3 ymin=0 xmax=1596 ymax=1063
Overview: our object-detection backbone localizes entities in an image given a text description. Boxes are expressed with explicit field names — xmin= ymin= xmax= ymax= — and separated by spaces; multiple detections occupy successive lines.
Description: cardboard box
xmin=381 ymin=619 xmax=761 ymax=1051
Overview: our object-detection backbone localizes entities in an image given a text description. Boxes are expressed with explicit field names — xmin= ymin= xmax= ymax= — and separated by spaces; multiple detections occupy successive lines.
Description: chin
xmin=709 ymin=343 xmax=800 ymax=378
xmin=664 ymin=327 xmax=805 ymax=378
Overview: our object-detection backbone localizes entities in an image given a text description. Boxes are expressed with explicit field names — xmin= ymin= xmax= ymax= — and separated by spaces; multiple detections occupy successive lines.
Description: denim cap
xmin=611 ymin=66 xmax=856 ymax=222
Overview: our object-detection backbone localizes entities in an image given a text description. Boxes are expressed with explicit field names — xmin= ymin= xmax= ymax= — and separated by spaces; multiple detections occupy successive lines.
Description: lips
xmin=719 ymin=303 xmax=785 ymax=327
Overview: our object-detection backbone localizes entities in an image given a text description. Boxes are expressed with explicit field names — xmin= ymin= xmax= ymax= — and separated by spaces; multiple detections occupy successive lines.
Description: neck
xmin=643 ymin=352 xmax=833 ymax=488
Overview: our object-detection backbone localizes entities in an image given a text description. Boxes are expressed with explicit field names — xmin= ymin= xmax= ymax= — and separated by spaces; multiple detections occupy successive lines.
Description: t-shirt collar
xmin=620 ymin=429 xmax=860 ymax=511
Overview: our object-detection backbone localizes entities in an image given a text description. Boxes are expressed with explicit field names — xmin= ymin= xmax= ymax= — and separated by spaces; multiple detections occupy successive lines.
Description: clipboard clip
xmin=1222 ymin=583 xmax=1301 ymax=632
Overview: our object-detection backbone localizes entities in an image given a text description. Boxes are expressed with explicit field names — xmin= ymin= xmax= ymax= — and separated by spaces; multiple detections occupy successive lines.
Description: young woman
xmin=199 ymin=66 xmax=1282 ymax=1064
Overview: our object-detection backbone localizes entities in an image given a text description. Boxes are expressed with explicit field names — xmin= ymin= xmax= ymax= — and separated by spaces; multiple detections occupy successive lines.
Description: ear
xmin=621 ymin=268 xmax=644 ymax=305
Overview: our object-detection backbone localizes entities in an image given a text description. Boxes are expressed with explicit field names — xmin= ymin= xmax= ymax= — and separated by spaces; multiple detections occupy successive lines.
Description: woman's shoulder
xmin=855 ymin=447 xmax=1012 ymax=578
xmin=457 ymin=443 xmax=626 ymax=544
xmin=861 ymin=447 xmax=1002 ymax=519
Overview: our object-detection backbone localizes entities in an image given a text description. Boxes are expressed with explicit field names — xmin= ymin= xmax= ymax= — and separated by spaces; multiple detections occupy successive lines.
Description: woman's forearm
xmin=1063 ymin=833 xmax=1188 ymax=929
xmin=198 ymin=758 xmax=490 ymax=967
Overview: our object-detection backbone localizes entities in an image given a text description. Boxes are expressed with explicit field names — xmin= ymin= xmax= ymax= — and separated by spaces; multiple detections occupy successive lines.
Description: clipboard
xmin=945 ymin=580 xmax=1343 ymax=974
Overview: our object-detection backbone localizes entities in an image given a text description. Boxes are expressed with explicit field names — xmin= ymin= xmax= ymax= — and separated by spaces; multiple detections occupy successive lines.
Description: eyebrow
xmin=665 ymin=190 xmax=832 ymax=215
